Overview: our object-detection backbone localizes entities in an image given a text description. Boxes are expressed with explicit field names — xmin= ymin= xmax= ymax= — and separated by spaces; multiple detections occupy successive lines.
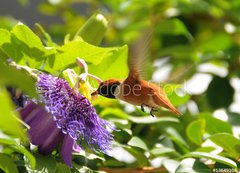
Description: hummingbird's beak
xmin=91 ymin=90 xmax=98 ymax=101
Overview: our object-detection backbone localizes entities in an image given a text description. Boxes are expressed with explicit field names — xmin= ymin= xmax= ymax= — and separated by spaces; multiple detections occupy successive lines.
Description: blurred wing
xmin=128 ymin=28 xmax=154 ymax=80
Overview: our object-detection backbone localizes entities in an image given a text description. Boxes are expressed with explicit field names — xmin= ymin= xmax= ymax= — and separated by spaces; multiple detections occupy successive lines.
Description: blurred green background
xmin=0 ymin=0 xmax=240 ymax=172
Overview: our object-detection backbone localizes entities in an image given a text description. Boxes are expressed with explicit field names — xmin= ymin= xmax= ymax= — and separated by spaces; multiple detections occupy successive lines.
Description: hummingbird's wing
xmin=128 ymin=28 xmax=154 ymax=80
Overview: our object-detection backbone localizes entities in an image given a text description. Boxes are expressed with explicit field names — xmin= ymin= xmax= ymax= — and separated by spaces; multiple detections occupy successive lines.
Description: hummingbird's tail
xmin=153 ymin=92 xmax=181 ymax=116
xmin=165 ymin=103 xmax=181 ymax=116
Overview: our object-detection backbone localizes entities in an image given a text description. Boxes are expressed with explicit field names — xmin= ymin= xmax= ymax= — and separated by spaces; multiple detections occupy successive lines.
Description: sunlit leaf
xmin=0 ymin=89 xmax=26 ymax=140
xmin=88 ymin=44 xmax=128 ymax=80
xmin=182 ymin=152 xmax=237 ymax=168
xmin=150 ymin=146 xmax=181 ymax=158
xmin=0 ymin=28 xmax=11 ymax=48
xmin=199 ymin=113 xmax=232 ymax=134
xmin=195 ymin=146 xmax=216 ymax=153
xmin=10 ymin=23 xmax=47 ymax=67
xmin=100 ymin=108 xmax=128 ymax=119
xmin=163 ymin=159 xmax=180 ymax=173
xmin=0 ymin=153 xmax=18 ymax=173
xmin=46 ymin=40 xmax=128 ymax=79
xmin=167 ymin=91 xmax=191 ymax=106
xmin=186 ymin=119 xmax=205 ymax=145
xmin=128 ymin=136 xmax=148 ymax=150
xmin=176 ymin=158 xmax=211 ymax=173
xmin=124 ymin=146 xmax=149 ymax=166
xmin=208 ymin=133 xmax=240 ymax=158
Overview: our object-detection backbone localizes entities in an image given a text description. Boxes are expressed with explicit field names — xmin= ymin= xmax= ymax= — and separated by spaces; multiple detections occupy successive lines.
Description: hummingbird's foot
xmin=150 ymin=108 xmax=158 ymax=117
xmin=141 ymin=104 xmax=145 ymax=112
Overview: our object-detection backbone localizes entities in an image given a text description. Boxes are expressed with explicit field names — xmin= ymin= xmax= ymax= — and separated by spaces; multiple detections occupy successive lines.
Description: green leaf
xmin=156 ymin=19 xmax=193 ymax=40
xmin=35 ymin=23 xmax=55 ymax=47
xmin=164 ymin=127 xmax=190 ymax=154
xmin=163 ymin=83 xmax=182 ymax=95
xmin=74 ymin=13 xmax=108 ymax=46
xmin=208 ymin=133 xmax=240 ymax=158
xmin=25 ymin=153 xmax=56 ymax=173
xmin=0 ymin=138 xmax=36 ymax=168
xmin=200 ymin=33 xmax=232 ymax=52
xmin=199 ymin=113 xmax=232 ymax=134
xmin=0 ymin=28 xmax=11 ymax=47
xmin=182 ymin=152 xmax=237 ymax=168
xmin=128 ymin=136 xmax=148 ymax=150
xmin=206 ymin=76 xmax=234 ymax=109
xmin=0 ymin=153 xmax=18 ymax=173
xmin=103 ymin=159 xmax=125 ymax=167
xmin=55 ymin=163 xmax=71 ymax=173
xmin=150 ymin=147 xmax=180 ymax=157
xmin=0 ymin=29 xmax=17 ymax=60
xmin=186 ymin=119 xmax=205 ymax=145
xmin=162 ymin=159 xmax=180 ymax=173
xmin=101 ymin=108 xmax=179 ymax=124
xmin=128 ymin=116 xmax=179 ymax=124
xmin=88 ymin=44 xmax=128 ymax=79
xmin=195 ymin=146 xmax=216 ymax=152
xmin=124 ymin=147 xmax=149 ymax=166
xmin=0 ymin=89 xmax=26 ymax=140
xmin=100 ymin=108 xmax=128 ymax=119
xmin=0 ymin=63 xmax=37 ymax=97
xmin=175 ymin=158 xmax=211 ymax=173
xmin=46 ymin=40 xmax=128 ymax=79
xmin=167 ymin=91 xmax=191 ymax=106
xmin=11 ymin=23 xmax=45 ymax=50
xmin=10 ymin=23 xmax=47 ymax=67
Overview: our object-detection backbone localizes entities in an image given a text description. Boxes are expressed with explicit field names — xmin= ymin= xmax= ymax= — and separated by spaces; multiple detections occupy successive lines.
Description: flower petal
xmin=38 ymin=130 xmax=64 ymax=155
xmin=20 ymin=102 xmax=39 ymax=122
xmin=61 ymin=135 xmax=74 ymax=167
xmin=20 ymin=102 xmax=65 ymax=154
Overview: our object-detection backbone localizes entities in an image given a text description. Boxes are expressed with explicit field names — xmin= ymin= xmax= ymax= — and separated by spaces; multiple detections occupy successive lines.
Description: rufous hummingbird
xmin=91 ymin=31 xmax=181 ymax=116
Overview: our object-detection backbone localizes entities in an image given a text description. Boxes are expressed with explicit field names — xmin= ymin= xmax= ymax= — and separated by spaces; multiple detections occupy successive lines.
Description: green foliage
xmin=0 ymin=0 xmax=240 ymax=172
xmin=0 ymin=138 xmax=36 ymax=168
xmin=186 ymin=119 xmax=205 ymax=145
xmin=55 ymin=163 xmax=71 ymax=173
xmin=182 ymin=152 xmax=237 ymax=168
xmin=25 ymin=154 xmax=56 ymax=173
xmin=209 ymin=133 xmax=240 ymax=159
xmin=0 ymin=89 xmax=26 ymax=140
xmin=175 ymin=159 xmax=211 ymax=173
xmin=0 ymin=63 xmax=37 ymax=97
xmin=0 ymin=153 xmax=19 ymax=173
xmin=128 ymin=136 xmax=148 ymax=150
xmin=200 ymin=113 xmax=233 ymax=134
xmin=75 ymin=13 xmax=108 ymax=46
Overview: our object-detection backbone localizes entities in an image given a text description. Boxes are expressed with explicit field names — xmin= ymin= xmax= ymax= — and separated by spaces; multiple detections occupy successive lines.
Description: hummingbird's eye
xmin=98 ymin=82 xmax=119 ymax=99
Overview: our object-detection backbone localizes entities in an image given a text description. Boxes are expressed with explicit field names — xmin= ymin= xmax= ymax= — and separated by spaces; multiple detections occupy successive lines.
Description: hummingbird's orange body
xmin=93 ymin=68 xmax=181 ymax=116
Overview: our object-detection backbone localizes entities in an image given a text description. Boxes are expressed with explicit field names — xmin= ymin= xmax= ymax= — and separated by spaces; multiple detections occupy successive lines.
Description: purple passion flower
xmin=20 ymin=74 xmax=114 ymax=166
